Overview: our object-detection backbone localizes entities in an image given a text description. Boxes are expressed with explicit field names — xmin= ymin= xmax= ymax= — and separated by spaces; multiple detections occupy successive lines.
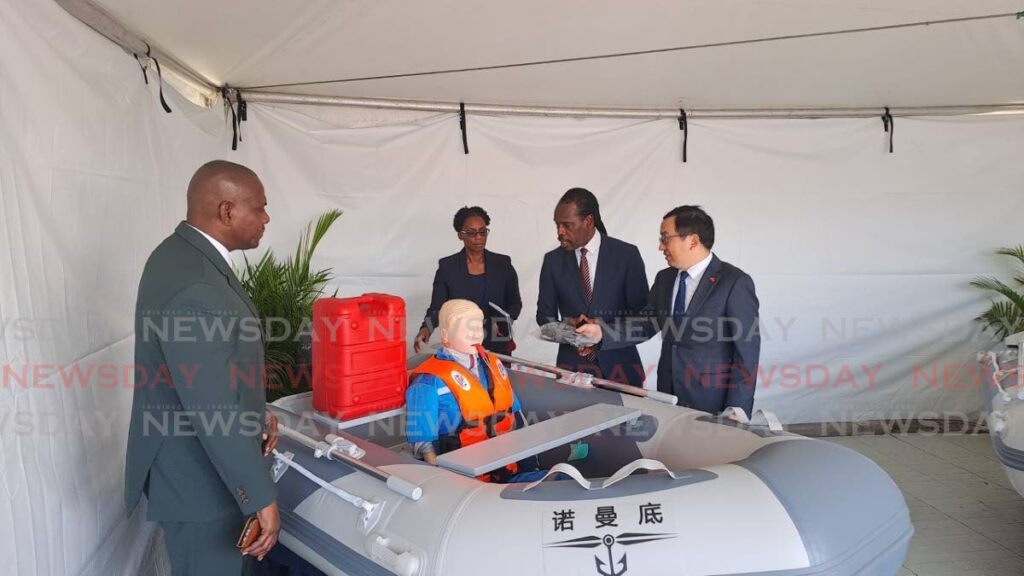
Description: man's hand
xmin=575 ymin=322 xmax=603 ymax=343
xmin=242 ymin=501 xmax=280 ymax=561
xmin=262 ymin=410 xmax=278 ymax=457
xmin=564 ymin=314 xmax=593 ymax=328
xmin=413 ymin=327 xmax=431 ymax=354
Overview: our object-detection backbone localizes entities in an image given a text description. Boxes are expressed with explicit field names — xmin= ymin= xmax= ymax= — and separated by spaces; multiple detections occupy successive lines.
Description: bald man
xmin=125 ymin=160 xmax=279 ymax=575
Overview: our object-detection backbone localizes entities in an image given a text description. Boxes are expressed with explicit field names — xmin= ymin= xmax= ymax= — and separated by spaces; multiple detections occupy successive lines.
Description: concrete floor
xmin=826 ymin=434 xmax=1024 ymax=576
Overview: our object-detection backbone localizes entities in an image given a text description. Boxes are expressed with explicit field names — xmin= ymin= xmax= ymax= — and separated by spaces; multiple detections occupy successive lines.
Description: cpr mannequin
xmin=405 ymin=299 xmax=541 ymax=482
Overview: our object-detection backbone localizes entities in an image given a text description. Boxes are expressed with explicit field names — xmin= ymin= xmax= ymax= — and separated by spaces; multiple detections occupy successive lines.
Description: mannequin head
xmin=438 ymin=299 xmax=485 ymax=354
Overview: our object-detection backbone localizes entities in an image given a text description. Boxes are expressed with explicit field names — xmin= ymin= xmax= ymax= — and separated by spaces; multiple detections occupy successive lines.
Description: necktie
xmin=673 ymin=270 xmax=689 ymax=323
xmin=580 ymin=247 xmax=593 ymax=303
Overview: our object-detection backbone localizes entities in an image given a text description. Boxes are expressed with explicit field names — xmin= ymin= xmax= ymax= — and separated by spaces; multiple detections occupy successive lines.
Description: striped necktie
xmin=580 ymin=247 xmax=593 ymax=302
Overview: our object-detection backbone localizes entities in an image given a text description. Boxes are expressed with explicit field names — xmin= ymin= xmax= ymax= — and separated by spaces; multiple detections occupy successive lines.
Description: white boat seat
xmin=435 ymin=403 xmax=641 ymax=477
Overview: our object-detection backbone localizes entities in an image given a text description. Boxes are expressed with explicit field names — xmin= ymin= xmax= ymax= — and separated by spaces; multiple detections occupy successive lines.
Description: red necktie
xmin=580 ymin=247 xmax=593 ymax=303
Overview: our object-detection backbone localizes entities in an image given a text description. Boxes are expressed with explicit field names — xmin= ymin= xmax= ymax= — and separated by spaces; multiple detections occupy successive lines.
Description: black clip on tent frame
xmin=678 ymin=109 xmax=688 ymax=163
xmin=881 ymin=107 xmax=894 ymax=153
xmin=459 ymin=102 xmax=469 ymax=154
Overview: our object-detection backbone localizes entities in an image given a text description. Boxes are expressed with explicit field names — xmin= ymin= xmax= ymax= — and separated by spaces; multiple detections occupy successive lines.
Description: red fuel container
xmin=312 ymin=294 xmax=407 ymax=420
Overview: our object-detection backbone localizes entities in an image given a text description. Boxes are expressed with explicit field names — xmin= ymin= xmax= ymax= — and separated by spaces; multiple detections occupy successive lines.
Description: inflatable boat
xmin=978 ymin=331 xmax=1024 ymax=498
xmin=268 ymin=353 xmax=912 ymax=576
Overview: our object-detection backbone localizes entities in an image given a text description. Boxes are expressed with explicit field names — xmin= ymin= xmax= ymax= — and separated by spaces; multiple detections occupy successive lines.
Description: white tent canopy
xmin=62 ymin=0 xmax=1024 ymax=113
xmin=3 ymin=1 xmax=1024 ymax=575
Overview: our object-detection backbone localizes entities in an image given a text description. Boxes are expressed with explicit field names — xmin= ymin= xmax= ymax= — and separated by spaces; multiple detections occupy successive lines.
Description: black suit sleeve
xmin=536 ymin=253 xmax=559 ymax=326
xmin=624 ymin=245 xmax=649 ymax=314
xmin=421 ymin=259 xmax=449 ymax=333
xmin=724 ymin=272 xmax=760 ymax=415
xmin=505 ymin=257 xmax=522 ymax=320
xmin=599 ymin=269 xmax=664 ymax=351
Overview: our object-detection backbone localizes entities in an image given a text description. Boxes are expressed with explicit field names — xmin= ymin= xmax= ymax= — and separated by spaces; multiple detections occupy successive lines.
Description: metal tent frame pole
xmin=240 ymin=92 xmax=1024 ymax=120
xmin=58 ymin=0 xmax=1024 ymax=119
xmin=55 ymin=0 xmax=220 ymax=107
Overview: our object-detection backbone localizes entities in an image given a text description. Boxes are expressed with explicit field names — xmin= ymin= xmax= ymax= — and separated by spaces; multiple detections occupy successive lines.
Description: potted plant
xmin=971 ymin=245 xmax=1024 ymax=340
xmin=237 ymin=209 xmax=342 ymax=401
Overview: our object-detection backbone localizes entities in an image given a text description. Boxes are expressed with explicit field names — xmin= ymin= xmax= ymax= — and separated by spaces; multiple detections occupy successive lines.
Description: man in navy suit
xmin=580 ymin=205 xmax=761 ymax=415
xmin=537 ymin=188 xmax=649 ymax=386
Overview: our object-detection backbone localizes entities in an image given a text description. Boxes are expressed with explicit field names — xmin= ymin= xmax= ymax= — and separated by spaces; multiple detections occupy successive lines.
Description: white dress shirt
xmin=187 ymin=223 xmax=233 ymax=269
xmin=671 ymin=251 xmax=714 ymax=315
xmin=574 ymin=232 xmax=602 ymax=291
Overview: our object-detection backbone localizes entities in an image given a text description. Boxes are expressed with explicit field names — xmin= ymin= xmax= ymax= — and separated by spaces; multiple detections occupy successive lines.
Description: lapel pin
xmin=708 ymin=276 xmax=718 ymax=284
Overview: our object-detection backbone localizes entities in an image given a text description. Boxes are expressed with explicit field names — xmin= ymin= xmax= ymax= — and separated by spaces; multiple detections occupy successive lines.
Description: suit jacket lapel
xmin=685 ymin=255 xmax=723 ymax=318
xmin=591 ymin=239 xmax=612 ymax=307
xmin=174 ymin=222 xmax=260 ymax=320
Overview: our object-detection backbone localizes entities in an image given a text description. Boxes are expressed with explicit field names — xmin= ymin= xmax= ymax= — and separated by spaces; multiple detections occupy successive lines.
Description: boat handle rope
xmin=521 ymin=458 xmax=694 ymax=492
xmin=722 ymin=407 xmax=785 ymax=432
xmin=980 ymin=351 xmax=1024 ymax=403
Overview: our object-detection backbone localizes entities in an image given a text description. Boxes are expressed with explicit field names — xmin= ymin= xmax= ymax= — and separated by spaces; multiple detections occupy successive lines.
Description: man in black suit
xmin=580 ymin=205 xmax=760 ymax=415
xmin=537 ymin=188 xmax=649 ymax=386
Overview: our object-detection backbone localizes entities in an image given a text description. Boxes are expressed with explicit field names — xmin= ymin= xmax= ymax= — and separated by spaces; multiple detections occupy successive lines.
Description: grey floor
xmin=826 ymin=434 xmax=1024 ymax=576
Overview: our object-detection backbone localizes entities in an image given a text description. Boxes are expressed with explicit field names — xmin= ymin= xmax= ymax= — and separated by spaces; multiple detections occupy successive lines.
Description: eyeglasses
xmin=658 ymin=233 xmax=687 ymax=245
xmin=460 ymin=228 xmax=490 ymax=238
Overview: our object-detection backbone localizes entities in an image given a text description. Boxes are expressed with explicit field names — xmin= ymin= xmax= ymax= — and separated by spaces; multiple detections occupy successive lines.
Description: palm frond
xmin=995 ymin=245 xmax=1024 ymax=266
xmin=237 ymin=209 xmax=343 ymax=401
xmin=971 ymin=245 xmax=1024 ymax=342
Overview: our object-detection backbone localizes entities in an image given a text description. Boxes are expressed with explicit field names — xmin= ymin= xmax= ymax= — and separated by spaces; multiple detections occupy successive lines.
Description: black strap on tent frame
xmin=132 ymin=43 xmax=172 ymax=114
xmin=222 ymin=87 xmax=248 ymax=151
xmin=881 ymin=107 xmax=894 ymax=153
xmin=459 ymin=102 xmax=469 ymax=154
xmin=678 ymin=109 xmax=688 ymax=163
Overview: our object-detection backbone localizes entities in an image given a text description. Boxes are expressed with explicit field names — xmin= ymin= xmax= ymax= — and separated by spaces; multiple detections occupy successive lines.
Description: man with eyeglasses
xmin=537 ymin=188 xmax=649 ymax=386
xmin=577 ymin=205 xmax=761 ymax=416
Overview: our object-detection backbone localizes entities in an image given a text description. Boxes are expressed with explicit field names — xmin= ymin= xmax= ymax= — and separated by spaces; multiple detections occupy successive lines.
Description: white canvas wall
xmin=3 ymin=0 xmax=1024 ymax=574
xmin=1 ymin=1 xmax=224 ymax=573
xmin=235 ymin=104 xmax=1024 ymax=426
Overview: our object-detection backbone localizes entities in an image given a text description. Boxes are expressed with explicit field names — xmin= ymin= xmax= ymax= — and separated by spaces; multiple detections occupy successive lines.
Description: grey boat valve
xmin=365 ymin=533 xmax=421 ymax=576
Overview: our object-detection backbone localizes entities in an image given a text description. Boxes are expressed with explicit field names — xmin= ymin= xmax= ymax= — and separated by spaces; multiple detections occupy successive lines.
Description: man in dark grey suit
xmin=581 ymin=206 xmax=761 ymax=415
xmin=125 ymin=160 xmax=279 ymax=574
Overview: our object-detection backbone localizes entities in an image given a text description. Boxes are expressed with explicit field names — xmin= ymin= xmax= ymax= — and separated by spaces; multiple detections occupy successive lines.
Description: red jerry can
xmin=312 ymin=294 xmax=407 ymax=420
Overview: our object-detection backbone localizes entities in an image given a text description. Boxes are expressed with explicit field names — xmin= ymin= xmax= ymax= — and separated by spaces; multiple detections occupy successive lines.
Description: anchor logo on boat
xmin=544 ymin=532 xmax=677 ymax=575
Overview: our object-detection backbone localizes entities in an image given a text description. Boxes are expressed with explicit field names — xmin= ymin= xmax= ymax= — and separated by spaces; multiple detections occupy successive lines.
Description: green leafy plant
xmin=237 ymin=209 xmax=342 ymax=401
xmin=971 ymin=245 xmax=1024 ymax=340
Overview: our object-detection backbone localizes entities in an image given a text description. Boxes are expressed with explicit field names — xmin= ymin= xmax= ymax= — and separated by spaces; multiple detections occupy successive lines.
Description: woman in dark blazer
xmin=415 ymin=206 xmax=523 ymax=355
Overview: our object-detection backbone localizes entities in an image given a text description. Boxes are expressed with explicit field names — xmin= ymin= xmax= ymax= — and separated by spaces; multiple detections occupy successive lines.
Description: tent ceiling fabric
xmin=82 ymin=0 xmax=1024 ymax=110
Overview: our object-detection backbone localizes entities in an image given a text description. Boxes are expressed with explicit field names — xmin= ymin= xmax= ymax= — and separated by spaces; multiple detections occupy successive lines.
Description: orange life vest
xmin=410 ymin=347 xmax=518 ymax=481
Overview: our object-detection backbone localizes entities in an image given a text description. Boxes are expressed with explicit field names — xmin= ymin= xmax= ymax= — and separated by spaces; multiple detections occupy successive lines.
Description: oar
xmin=268 ymin=405 xmax=423 ymax=501
xmin=492 ymin=352 xmax=678 ymax=405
